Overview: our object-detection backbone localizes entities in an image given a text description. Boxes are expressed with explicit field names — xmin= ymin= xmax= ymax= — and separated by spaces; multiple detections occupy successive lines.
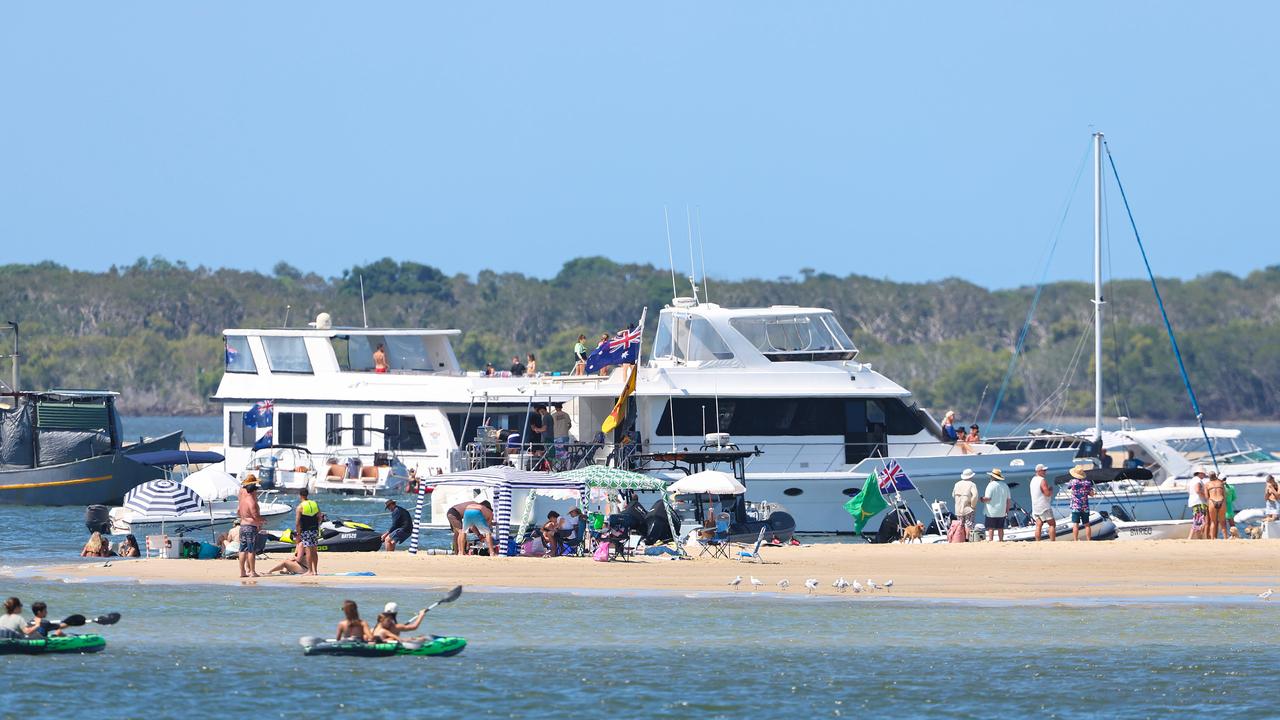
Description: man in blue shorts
xmin=458 ymin=501 xmax=496 ymax=557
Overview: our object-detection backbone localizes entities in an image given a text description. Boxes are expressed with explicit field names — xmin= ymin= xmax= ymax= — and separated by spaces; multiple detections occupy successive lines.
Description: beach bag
xmin=947 ymin=518 xmax=967 ymax=544
xmin=593 ymin=541 xmax=611 ymax=562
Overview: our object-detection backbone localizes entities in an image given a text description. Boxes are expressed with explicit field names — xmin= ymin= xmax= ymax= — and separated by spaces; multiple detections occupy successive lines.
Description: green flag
xmin=843 ymin=474 xmax=887 ymax=533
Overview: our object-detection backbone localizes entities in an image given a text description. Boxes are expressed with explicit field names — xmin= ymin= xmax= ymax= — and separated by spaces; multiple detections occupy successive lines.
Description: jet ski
xmin=262 ymin=519 xmax=383 ymax=553
xmin=300 ymin=636 xmax=466 ymax=657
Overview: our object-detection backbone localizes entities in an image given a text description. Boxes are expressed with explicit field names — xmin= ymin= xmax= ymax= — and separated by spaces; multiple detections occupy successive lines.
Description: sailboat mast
xmin=1092 ymin=131 xmax=1105 ymax=453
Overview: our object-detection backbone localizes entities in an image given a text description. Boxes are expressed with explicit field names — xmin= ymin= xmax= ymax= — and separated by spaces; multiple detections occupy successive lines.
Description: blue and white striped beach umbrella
xmin=123 ymin=478 xmax=204 ymax=516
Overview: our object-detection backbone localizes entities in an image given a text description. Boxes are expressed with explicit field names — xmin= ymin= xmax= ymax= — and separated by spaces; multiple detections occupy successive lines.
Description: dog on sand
xmin=900 ymin=522 xmax=924 ymax=543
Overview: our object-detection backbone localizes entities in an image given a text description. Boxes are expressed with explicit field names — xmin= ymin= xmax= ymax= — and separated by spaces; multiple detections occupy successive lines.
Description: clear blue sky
xmin=2 ymin=2 xmax=1276 ymax=288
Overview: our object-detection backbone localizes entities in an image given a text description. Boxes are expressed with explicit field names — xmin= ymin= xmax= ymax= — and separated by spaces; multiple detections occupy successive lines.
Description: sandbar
xmin=30 ymin=540 xmax=1279 ymax=600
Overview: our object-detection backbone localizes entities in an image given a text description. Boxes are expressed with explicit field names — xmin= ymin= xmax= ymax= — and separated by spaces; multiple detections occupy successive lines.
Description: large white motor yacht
xmin=213 ymin=302 xmax=1081 ymax=532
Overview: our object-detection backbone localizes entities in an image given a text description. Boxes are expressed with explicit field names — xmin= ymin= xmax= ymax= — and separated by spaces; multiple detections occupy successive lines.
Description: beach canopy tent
xmin=554 ymin=466 xmax=683 ymax=548
xmin=1052 ymin=467 xmax=1154 ymax=486
xmin=409 ymin=466 xmax=586 ymax=555
xmin=126 ymin=450 xmax=225 ymax=467
xmin=181 ymin=466 xmax=241 ymax=502
xmin=667 ymin=470 xmax=746 ymax=496
xmin=123 ymin=478 xmax=203 ymax=516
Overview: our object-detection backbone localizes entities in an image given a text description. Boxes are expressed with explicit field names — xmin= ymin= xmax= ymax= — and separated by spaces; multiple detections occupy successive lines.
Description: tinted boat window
xmin=224 ymin=336 xmax=257 ymax=373
xmin=262 ymin=337 xmax=313 ymax=374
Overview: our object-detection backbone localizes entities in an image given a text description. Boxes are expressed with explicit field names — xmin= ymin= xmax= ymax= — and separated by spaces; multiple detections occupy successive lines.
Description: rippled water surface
xmin=1 ymin=576 xmax=1277 ymax=719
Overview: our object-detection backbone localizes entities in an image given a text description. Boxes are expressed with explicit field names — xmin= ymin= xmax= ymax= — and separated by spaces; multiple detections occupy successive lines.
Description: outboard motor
xmin=85 ymin=505 xmax=112 ymax=534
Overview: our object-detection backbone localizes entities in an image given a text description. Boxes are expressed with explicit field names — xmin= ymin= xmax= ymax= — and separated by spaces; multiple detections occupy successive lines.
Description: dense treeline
xmin=1 ymin=258 xmax=1277 ymax=422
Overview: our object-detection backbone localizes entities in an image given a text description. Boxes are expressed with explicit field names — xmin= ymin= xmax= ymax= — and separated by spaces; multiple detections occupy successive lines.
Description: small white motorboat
xmin=108 ymin=467 xmax=292 ymax=538
xmin=1110 ymin=516 xmax=1193 ymax=541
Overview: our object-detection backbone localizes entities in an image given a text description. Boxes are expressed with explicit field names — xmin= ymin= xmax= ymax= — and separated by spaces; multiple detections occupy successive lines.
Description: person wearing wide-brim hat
xmin=950 ymin=468 xmax=979 ymax=542
xmin=237 ymin=474 xmax=265 ymax=578
xmin=1065 ymin=465 xmax=1095 ymax=541
xmin=979 ymin=468 xmax=1011 ymax=542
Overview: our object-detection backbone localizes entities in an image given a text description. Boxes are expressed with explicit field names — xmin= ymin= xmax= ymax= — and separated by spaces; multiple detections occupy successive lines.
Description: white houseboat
xmin=213 ymin=303 xmax=1082 ymax=532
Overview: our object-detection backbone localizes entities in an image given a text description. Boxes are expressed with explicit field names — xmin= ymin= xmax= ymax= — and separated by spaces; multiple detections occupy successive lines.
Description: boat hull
xmin=1111 ymin=518 xmax=1192 ymax=541
xmin=0 ymin=432 xmax=183 ymax=506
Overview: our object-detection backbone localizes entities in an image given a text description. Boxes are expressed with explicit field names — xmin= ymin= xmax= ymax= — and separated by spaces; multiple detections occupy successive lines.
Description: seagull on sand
xmin=851 ymin=580 xmax=864 ymax=594
xmin=884 ymin=579 xmax=894 ymax=592
xmin=777 ymin=579 xmax=791 ymax=590
xmin=832 ymin=577 xmax=850 ymax=593
xmin=728 ymin=575 xmax=742 ymax=589
xmin=1260 ymin=588 xmax=1274 ymax=601
xmin=866 ymin=579 xmax=880 ymax=592
xmin=750 ymin=576 xmax=763 ymax=590
xmin=804 ymin=578 xmax=820 ymax=595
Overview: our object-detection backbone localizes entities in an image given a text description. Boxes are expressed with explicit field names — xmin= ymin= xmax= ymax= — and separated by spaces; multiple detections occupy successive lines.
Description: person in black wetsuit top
xmin=382 ymin=499 xmax=414 ymax=551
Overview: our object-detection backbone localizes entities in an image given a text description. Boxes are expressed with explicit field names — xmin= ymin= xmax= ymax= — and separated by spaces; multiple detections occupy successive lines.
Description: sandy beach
xmin=35 ymin=540 xmax=1278 ymax=600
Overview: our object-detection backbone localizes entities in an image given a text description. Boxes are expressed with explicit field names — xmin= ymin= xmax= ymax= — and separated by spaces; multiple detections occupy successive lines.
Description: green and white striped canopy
xmin=556 ymin=465 xmax=668 ymax=491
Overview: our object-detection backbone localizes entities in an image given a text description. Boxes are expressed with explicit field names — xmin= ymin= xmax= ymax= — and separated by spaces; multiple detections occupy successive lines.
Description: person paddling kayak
xmin=27 ymin=602 xmax=67 ymax=638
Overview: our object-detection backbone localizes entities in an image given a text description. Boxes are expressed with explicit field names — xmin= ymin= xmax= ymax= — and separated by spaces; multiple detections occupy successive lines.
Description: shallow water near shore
xmin=1 ymin=575 xmax=1277 ymax=719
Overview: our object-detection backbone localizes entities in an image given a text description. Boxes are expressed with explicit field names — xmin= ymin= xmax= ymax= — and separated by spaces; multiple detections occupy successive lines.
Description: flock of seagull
xmin=727 ymin=575 xmax=893 ymax=595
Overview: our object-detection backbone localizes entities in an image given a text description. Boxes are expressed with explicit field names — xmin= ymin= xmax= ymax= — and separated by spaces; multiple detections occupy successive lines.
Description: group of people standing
xmin=950 ymin=463 xmax=1097 ymax=542
xmin=1186 ymin=470 xmax=1240 ymax=539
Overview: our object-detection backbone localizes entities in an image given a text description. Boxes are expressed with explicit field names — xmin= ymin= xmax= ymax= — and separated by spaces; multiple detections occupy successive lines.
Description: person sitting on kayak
xmin=0 ymin=597 xmax=38 ymax=639
xmin=336 ymin=600 xmax=373 ymax=642
xmin=372 ymin=610 xmax=426 ymax=644
xmin=381 ymin=602 xmax=426 ymax=635
xmin=27 ymin=602 xmax=66 ymax=638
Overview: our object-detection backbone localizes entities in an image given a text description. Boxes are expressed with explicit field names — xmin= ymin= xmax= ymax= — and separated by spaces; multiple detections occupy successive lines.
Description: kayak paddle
xmin=426 ymin=585 xmax=463 ymax=611
xmin=59 ymin=612 xmax=121 ymax=628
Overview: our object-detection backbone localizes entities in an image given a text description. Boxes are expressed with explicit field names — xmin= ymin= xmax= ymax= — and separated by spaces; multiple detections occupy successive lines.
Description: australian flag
xmin=585 ymin=313 xmax=645 ymax=374
xmin=877 ymin=460 xmax=915 ymax=492
xmin=252 ymin=429 xmax=274 ymax=451
xmin=242 ymin=400 xmax=274 ymax=429
xmin=225 ymin=342 xmax=238 ymax=367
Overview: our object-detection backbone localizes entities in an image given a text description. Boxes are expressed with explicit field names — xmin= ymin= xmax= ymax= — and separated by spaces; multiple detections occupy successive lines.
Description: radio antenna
xmin=685 ymin=205 xmax=699 ymax=303
xmin=695 ymin=206 xmax=709 ymax=303
xmin=663 ymin=206 xmax=678 ymax=301
xmin=283 ymin=304 xmax=292 ymax=328
xmin=359 ymin=275 xmax=369 ymax=328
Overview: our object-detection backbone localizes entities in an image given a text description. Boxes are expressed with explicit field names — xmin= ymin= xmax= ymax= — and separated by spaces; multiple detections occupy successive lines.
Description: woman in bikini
xmin=335 ymin=600 xmax=373 ymax=642
xmin=1205 ymin=472 xmax=1228 ymax=540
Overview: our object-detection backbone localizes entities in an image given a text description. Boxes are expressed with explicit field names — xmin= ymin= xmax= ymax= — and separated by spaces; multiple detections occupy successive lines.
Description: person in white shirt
xmin=1029 ymin=463 xmax=1056 ymax=541
xmin=951 ymin=469 xmax=979 ymax=538
xmin=1186 ymin=470 xmax=1208 ymax=539
xmin=980 ymin=469 xmax=1012 ymax=542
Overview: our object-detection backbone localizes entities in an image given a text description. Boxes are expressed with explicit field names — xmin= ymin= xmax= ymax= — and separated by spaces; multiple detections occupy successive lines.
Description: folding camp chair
xmin=695 ymin=514 xmax=731 ymax=559
xmin=736 ymin=527 xmax=766 ymax=563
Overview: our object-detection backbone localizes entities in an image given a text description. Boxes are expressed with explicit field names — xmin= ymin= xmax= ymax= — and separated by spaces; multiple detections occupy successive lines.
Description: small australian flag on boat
xmin=585 ymin=311 xmax=645 ymax=374
xmin=877 ymin=460 xmax=914 ymax=492
xmin=242 ymin=400 xmax=274 ymax=429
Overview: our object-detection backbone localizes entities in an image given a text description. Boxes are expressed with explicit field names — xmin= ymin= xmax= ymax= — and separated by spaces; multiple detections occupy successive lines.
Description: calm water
xmin=0 ymin=574 xmax=1276 ymax=718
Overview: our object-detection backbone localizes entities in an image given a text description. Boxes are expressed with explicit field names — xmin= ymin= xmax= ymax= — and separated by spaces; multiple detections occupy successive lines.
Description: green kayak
xmin=0 ymin=634 xmax=106 ymax=655
xmin=302 ymin=636 xmax=466 ymax=657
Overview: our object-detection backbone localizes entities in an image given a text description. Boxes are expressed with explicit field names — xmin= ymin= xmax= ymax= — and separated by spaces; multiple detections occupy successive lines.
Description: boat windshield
xmin=728 ymin=313 xmax=857 ymax=361
xmin=651 ymin=313 xmax=735 ymax=363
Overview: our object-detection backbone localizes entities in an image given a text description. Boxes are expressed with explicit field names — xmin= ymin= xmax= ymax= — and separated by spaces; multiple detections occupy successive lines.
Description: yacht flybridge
xmin=214 ymin=303 xmax=1082 ymax=532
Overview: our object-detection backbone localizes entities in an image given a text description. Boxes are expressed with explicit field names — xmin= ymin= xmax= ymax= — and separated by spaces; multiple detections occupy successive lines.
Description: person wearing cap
xmin=295 ymin=488 xmax=321 ymax=575
xmin=1029 ymin=463 xmax=1056 ymax=541
xmin=1066 ymin=465 xmax=1095 ymax=541
xmin=237 ymin=475 xmax=265 ymax=578
xmin=951 ymin=469 xmax=978 ymax=541
xmin=381 ymin=602 xmax=426 ymax=634
xmin=1187 ymin=470 xmax=1209 ymax=539
xmin=979 ymin=469 xmax=1011 ymax=542
xmin=382 ymin=499 xmax=414 ymax=551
